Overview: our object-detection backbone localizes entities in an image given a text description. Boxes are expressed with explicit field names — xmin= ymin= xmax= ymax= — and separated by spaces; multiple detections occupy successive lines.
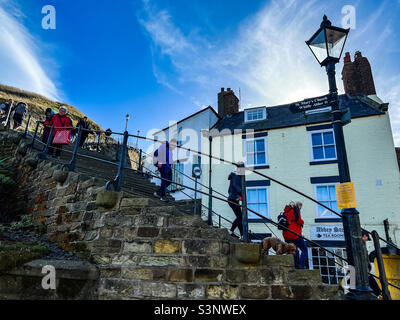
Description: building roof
xmin=153 ymin=106 xmax=220 ymax=136
xmin=211 ymin=94 xmax=385 ymax=134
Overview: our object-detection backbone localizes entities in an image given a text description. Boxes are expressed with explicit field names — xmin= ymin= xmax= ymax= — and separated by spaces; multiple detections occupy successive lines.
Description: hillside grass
xmin=0 ymin=83 xmax=103 ymax=132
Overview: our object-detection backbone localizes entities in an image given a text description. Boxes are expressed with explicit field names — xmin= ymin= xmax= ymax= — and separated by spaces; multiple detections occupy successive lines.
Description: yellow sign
xmin=335 ymin=182 xmax=357 ymax=209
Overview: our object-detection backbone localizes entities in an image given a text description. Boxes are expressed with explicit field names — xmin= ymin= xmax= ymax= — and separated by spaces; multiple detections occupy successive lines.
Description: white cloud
xmin=138 ymin=0 xmax=399 ymax=145
xmin=0 ymin=1 xmax=59 ymax=100
xmin=137 ymin=0 xmax=334 ymax=108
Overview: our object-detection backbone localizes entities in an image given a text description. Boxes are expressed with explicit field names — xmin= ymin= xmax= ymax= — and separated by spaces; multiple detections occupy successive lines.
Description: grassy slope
xmin=0 ymin=83 xmax=103 ymax=132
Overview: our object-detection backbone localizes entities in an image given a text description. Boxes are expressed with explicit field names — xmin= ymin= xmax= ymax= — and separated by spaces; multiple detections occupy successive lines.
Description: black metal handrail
xmin=18 ymin=119 xmax=400 ymax=292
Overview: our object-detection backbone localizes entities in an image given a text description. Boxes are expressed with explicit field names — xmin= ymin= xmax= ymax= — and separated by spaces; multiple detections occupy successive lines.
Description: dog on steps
xmin=261 ymin=237 xmax=297 ymax=255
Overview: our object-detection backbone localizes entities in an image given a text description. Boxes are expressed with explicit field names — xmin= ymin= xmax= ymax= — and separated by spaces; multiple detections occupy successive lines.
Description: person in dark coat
xmin=227 ymin=164 xmax=244 ymax=239
xmin=76 ymin=116 xmax=93 ymax=147
xmin=0 ymin=99 xmax=13 ymax=123
xmin=105 ymin=128 xmax=112 ymax=144
xmin=283 ymin=201 xmax=308 ymax=269
xmin=42 ymin=108 xmax=55 ymax=145
xmin=153 ymin=139 xmax=177 ymax=201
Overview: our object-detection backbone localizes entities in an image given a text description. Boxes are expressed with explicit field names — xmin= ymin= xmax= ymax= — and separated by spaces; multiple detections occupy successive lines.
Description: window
xmin=309 ymin=130 xmax=336 ymax=161
xmin=247 ymin=187 xmax=269 ymax=219
xmin=245 ymin=137 xmax=267 ymax=166
xmin=177 ymin=127 xmax=183 ymax=146
xmin=308 ymin=247 xmax=347 ymax=285
xmin=245 ymin=108 xmax=266 ymax=122
xmin=168 ymin=163 xmax=184 ymax=192
xmin=315 ymin=184 xmax=339 ymax=219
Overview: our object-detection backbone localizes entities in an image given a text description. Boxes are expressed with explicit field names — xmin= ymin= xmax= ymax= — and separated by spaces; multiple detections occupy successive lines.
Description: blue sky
xmin=0 ymin=0 xmax=399 ymax=148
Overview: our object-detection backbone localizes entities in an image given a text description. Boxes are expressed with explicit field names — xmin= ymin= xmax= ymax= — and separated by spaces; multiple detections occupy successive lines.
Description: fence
xmin=11 ymin=116 xmax=400 ymax=298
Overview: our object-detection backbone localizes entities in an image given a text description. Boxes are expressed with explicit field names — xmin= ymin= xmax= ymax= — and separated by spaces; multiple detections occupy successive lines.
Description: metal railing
xmin=13 ymin=118 xmax=400 ymax=295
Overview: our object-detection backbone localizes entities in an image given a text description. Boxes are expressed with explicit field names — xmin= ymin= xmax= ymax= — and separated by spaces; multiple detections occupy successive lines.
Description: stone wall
xmin=0 ymin=128 xmax=342 ymax=300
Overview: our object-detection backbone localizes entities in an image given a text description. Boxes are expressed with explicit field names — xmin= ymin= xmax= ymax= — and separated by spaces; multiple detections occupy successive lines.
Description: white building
xmin=200 ymin=54 xmax=400 ymax=285
xmin=152 ymin=106 xmax=220 ymax=201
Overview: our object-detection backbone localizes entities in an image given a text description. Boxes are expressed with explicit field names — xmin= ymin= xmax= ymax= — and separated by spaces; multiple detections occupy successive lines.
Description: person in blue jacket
xmin=153 ymin=139 xmax=177 ymax=201
xmin=228 ymin=163 xmax=244 ymax=239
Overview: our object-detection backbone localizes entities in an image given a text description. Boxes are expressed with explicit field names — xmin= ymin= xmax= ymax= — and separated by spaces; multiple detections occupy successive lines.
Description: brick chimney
xmin=341 ymin=51 xmax=376 ymax=96
xmin=218 ymin=87 xmax=239 ymax=117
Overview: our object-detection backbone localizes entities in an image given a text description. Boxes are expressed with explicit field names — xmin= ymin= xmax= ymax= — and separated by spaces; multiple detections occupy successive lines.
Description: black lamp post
xmin=125 ymin=114 xmax=130 ymax=132
xmin=306 ymin=15 xmax=377 ymax=300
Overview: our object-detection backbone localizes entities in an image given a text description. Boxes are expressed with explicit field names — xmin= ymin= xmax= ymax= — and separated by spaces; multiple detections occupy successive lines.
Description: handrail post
xmin=207 ymin=134 xmax=213 ymax=226
xmin=22 ymin=114 xmax=31 ymax=138
xmin=239 ymin=163 xmax=248 ymax=242
xmin=105 ymin=130 xmax=128 ymax=192
xmin=62 ymin=126 xmax=82 ymax=172
xmin=115 ymin=140 xmax=120 ymax=162
xmin=383 ymin=219 xmax=397 ymax=255
xmin=194 ymin=176 xmax=198 ymax=216
xmin=30 ymin=121 xmax=41 ymax=148
xmin=96 ymin=132 xmax=101 ymax=152
xmin=371 ymin=230 xmax=392 ymax=300
xmin=38 ymin=126 xmax=54 ymax=160
xmin=138 ymin=148 xmax=143 ymax=173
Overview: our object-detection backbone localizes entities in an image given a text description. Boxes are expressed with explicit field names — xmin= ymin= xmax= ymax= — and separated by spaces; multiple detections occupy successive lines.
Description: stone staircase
xmin=31 ymin=141 xmax=177 ymax=203
xmin=92 ymin=198 xmax=342 ymax=300
xmin=0 ymin=129 xmax=343 ymax=300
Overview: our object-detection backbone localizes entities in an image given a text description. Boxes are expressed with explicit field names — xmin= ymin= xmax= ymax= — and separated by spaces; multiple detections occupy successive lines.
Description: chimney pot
xmin=227 ymin=88 xmax=231 ymax=92
xmin=343 ymin=52 xmax=351 ymax=63
xmin=221 ymin=87 xmax=224 ymax=92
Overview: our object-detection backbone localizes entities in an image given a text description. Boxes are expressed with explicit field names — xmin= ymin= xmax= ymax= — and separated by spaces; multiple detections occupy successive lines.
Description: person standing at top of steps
xmin=76 ymin=116 xmax=94 ymax=148
xmin=153 ymin=139 xmax=177 ymax=202
xmin=46 ymin=106 xmax=72 ymax=159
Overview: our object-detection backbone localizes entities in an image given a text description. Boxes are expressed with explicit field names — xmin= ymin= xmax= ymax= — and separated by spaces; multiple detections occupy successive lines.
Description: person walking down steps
xmin=153 ymin=139 xmax=177 ymax=202
xmin=227 ymin=163 xmax=244 ymax=240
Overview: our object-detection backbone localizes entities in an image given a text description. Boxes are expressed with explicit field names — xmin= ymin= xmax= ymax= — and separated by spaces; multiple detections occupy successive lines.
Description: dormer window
xmin=245 ymin=108 xmax=266 ymax=122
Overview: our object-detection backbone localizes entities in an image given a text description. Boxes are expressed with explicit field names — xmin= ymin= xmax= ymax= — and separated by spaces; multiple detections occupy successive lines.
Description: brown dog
xmin=261 ymin=237 xmax=297 ymax=255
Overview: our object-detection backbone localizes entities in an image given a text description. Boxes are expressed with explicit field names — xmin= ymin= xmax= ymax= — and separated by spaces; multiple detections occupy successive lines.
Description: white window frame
xmin=244 ymin=108 xmax=266 ymax=123
xmin=309 ymin=129 xmax=337 ymax=162
xmin=308 ymin=246 xmax=348 ymax=285
xmin=243 ymin=136 xmax=268 ymax=167
xmin=246 ymin=186 xmax=270 ymax=219
xmin=314 ymin=183 xmax=339 ymax=219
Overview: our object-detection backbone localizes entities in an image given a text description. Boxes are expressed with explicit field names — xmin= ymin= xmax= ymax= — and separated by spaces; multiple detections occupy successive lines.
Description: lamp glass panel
xmin=308 ymin=29 xmax=327 ymax=64
xmin=325 ymin=28 xmax=347 ymax=59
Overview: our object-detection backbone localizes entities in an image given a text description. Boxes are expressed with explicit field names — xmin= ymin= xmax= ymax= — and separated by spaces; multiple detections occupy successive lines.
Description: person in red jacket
xmin=45 ymin=106 xmax=72 ymax=158
xmin=282 ymin=201 xmax=308 ymax=269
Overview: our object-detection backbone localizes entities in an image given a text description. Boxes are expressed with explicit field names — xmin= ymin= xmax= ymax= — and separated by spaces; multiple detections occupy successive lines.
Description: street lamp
xmin=125 ymin=114 xmax=130 ymax=132
xmin=306 ymin=15 xmax=377 ymax=300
